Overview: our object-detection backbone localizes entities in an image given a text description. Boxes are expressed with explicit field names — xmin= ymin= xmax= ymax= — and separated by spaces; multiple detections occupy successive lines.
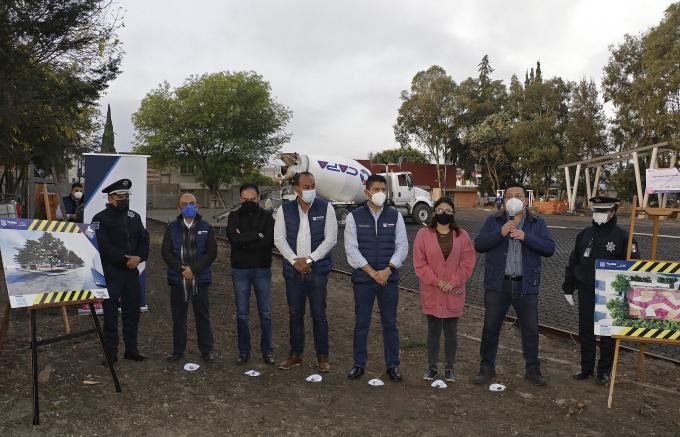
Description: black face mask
xmin=114 ymin=199 xmax=129 ymax=212
xmin=435 ymin=213 xmax=453 ymax=225
xmin=241 ymin=201 xmax=258 ymax=213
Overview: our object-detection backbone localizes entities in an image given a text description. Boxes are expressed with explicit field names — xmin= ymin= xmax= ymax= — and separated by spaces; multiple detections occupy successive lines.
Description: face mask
xmin=592 ymin=212 xmax=610 ymax=225
xmin=114 ymin=199 xmax=129 ymax=212
xmin=370 ymin=192 xmax=387 ymax=207
xmin=72 ymin=192 xmax=83 ymax=200
xmin=435 ymin=213 xmax=453 ymax=225
xmin=241 ymin=201 xmax=257 ymax=213
xmin=181 ymin=204 xmax=198 ymax=218
xmin=299 ymin=189 xmax=316 ymax=204
xmin=505 ymin=198 xmax=524 ymax=217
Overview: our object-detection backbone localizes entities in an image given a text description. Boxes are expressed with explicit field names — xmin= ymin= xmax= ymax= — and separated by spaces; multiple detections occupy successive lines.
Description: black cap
xmin=102 ymin=178 xmax=132 ymax=195
xmin=590 ymin=196 xmax=619 ymax=210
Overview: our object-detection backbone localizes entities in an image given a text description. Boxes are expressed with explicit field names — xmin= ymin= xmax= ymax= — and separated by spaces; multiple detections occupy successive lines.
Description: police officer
xmin=562 ymin=196 xmax=638 ymax=385
xmin=93 ymin=179 xmax=150 ymax=363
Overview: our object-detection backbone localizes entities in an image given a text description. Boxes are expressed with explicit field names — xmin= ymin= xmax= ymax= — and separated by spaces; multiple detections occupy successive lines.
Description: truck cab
xmin=382 ymin=171 xmax=433 ymax=225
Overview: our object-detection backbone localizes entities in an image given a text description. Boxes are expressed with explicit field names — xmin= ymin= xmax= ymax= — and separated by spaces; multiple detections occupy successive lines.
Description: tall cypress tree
xmin=100 ymin=104 xmax=116 ymax=153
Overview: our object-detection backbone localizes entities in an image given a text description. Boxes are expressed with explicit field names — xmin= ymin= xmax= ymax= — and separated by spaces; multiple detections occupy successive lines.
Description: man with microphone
xmin=473 ymin=183 xmax=555 ymax=386
xmin=562 ymin=196 xmax=638 ymax=385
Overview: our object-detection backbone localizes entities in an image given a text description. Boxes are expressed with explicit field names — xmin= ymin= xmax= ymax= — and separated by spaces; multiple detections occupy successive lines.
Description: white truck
xmin=277 ymin=153 xmax=433 ymax=225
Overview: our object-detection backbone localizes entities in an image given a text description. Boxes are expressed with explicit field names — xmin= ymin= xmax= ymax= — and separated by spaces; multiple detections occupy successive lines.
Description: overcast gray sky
xmin=102 ymin=0 xmax=676 ymax=159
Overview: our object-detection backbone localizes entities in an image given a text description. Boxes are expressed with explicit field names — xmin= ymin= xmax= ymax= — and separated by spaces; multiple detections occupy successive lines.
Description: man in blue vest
xmin=473 ymin=183 xmax=555 ymax=386
xmin=345 ymin=174 xmax=409 ymax=382
xmin=274 ymin=172 xmax=338 ymax=372
xmin=161 ymin=193 xmax=217 ymax=362
xmin=61 ymin=182 xmax=83 ymax=222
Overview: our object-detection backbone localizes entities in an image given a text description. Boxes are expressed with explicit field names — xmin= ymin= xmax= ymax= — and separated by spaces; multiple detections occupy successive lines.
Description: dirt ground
xmin=1 ymin=221 xmax=680 ymax=436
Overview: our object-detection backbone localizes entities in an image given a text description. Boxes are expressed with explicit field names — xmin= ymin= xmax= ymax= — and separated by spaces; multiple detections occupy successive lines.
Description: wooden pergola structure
xmin=559 ymin=142 xmax=679 ymax=213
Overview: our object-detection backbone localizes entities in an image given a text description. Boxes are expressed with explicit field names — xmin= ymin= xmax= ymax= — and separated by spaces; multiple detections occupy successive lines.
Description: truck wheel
xmin=412 ymin=203 xmax=432 ymax=225
xmin=335 ymin=207 xmax=350 ymax=226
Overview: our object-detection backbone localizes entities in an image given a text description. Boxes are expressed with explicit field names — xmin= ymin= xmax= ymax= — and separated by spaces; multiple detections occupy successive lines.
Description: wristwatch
xmin=305 ymin=257 xmax=314 ymax=265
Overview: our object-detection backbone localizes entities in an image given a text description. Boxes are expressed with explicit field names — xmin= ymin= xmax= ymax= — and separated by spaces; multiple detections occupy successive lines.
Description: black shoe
xmin=166 ymin=352 xmax=184 ymax=362
xmin=124 ymin=351 xmax=147 ymax=361
xmin=473 ymin=368 xmax=496 ymax=385
xmin=573 ymin=370 xmax=593 ymax=380
xmin=202 ymin=350 xmax=217 ymax=363
xmin=444 ymin=368 xmax=456 ymax=382
xmin=347 ymin=366 xmax=364 ymax=380
xmin=236 ymin=354 xmax=250 ymax=365
xmin=525 ymin=368 xmax=547 ymax=386
xmin=596 ymin=373 xmax=611 ymax=385
xmin=422 ymin=368 xmax=437 ymax=381
xmin=387 ymin=367 xmax=402 ymax=382
xmin=263 ymin=354 xmax=275 ymax=365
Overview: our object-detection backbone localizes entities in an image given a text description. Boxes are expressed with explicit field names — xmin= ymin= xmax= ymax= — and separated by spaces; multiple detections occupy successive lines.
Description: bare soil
xmin=1 ymin=221 xmax=679 ymax=436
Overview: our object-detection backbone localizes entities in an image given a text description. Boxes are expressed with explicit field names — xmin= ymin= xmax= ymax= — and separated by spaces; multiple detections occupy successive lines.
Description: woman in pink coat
xmin=413 ymin=197 xmax=476 ymax=382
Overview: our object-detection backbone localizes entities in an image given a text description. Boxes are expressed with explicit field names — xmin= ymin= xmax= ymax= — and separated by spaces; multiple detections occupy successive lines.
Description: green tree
xmin=464 ymin=112 xmax=512 ymax=193
xmin=100 ymin=104 xmax=116 ymax=153
xmin=14 ymin=233 xmax=78 ymax=269
xmin=0 ymin=0 xmax=123 ymax=195
xmin=564 ymin=79 xmax=609 ymax=162
xmin=603 ymin=3 xmax=680 ymax=149
xmin=395 ymin=66 xmax=461 ymax=192
xmin=133 ymin=71 xmax=291 ymax=207
xmin=371 ymin=147 xmax=429 ymax=164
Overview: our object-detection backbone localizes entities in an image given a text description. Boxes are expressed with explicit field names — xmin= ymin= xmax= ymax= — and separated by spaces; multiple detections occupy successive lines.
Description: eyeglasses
xmin=434 ymin=208 xmax=454 ymax=215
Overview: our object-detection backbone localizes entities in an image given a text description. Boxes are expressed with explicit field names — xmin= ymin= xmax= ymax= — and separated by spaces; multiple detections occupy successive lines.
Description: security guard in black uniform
xmin=93 ymin=179 xmax=150 ymax=363
xmin=562 ymin=196 xmax=638 ymax=385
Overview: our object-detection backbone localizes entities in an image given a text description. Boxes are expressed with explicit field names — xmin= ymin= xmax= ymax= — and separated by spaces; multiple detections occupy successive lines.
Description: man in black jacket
xmin=562 ymin=196 xmax=639 ymax=385
xmin=92 ymin=179 xmax=150 ymax=364
xmin=161 ymin=193 xmax=218 ymax=362
xmin=226 ymin=183 xmax=275 ymax=365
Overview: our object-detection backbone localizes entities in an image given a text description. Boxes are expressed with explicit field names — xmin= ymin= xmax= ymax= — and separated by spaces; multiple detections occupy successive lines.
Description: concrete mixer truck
xmin=277 ymin=153 xmax=433 ymax=225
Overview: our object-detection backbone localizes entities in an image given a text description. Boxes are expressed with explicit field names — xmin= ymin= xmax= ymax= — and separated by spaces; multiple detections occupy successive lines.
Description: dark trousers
xmin=578 ymin=287 xmax=614 ymax=375
xmin=102 ymin=271 xmax=141 ymax=357
xmin=352 ymin=281 xmax=400 ymax=368
xmin=170 ymin=283 xmax=214 ymax=356
xmin=284 ymin=273 xmax=329 ymax=357
xmin=427 ymin=315 xmax=458 ymax=369
xmin=480 ymin=279 xmax=540 ymax=371
xmin=232 ymin=267 xmax=273 ymax=357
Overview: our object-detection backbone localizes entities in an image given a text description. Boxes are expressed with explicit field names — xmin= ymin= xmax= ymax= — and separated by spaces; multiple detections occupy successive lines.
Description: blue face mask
xmin=181 ymin=204 xmax=198 ymax=218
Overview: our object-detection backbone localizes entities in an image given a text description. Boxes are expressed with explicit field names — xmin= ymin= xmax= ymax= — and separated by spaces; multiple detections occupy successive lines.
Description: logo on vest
xmin=312 ymin=215 xmax=325 ymax=221
xmin=382 ymin=223 xmax=396 ymax=228
xmin=198 ymin=230 xmax=208 ymax=234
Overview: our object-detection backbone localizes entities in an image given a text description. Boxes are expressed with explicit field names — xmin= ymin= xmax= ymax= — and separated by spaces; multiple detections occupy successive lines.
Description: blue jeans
xmin=284 ymin=273 xmax=329 ymax=357
xmin=479 ymin=279 xmax=540 ymax=371
xmin=232 ymin=268 xmax=273 ymax=357
xmin=352 ymin=281 xmax=400 ymax=368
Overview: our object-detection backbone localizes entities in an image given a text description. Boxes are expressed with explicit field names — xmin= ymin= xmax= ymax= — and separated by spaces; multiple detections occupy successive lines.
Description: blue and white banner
xmin=83 ymin=153 xmax=149 ymax=310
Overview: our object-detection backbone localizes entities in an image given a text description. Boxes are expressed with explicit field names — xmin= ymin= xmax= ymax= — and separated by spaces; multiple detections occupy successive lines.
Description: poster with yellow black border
xmin=594 ymin=259 xmax=680 ymax=339
xmin=0 ymin=218 xmax=108 ymax=308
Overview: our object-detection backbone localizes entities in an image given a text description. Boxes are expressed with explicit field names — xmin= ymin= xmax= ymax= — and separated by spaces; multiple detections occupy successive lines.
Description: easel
xmin=607 ymin=195 xmax=680 ymax=408
xmin=29 ymin=298 xmax=121 ymax=425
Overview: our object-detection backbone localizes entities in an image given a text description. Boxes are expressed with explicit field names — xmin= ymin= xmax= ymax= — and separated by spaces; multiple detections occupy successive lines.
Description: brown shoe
xmin=278 ymin=354 xmax=303 ymax=370
xmin=318 ymin=355 xmax=331 ymax=373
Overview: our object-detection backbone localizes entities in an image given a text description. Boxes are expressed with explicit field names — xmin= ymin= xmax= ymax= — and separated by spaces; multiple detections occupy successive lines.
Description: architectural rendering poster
xmin=0 ymin=218 xmax=108 ymax=308
xmin=594 ymin=259 xmax=680 ymax=340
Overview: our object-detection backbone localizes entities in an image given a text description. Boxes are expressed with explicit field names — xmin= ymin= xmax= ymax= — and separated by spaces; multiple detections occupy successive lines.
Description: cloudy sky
xmin=102 ymin=0 xmax=676 ymax=159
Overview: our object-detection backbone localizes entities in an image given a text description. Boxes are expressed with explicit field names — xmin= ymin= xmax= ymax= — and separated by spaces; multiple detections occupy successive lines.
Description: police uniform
xmin=92 ymin=179 xmax=150 ymax=362
xmin=562 ymin=196 xmax=638 ymax=383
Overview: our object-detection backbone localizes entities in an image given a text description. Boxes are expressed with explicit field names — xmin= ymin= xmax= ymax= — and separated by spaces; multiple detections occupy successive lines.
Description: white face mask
xmin=370 ymin=191 xmax=387 ymax=207
xmin=72 ymin=191 xmax=83 ymax=200
xmin=593 ymin=212 xmax=610 ymax=225
xmin=505 ymin=197 xmax=524 ymax=216
xmin=299 ymin=189 xmax=316 ymax=204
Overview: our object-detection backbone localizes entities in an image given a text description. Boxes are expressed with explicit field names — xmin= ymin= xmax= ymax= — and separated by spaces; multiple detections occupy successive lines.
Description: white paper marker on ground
xmin=306 ymin=374 xmax=322 ymax=382
xmin=431 ymin=379 xmax=447 ymax=389
xmin=244 ymin=370 xmax=261 ymax=377
xmin=368 ymin=378 xmax=385 ymax=387
xmin=183 ymin=363 xmax=200 ymax=372
xmin=489 ymin=383 xmax=506 ymax=392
